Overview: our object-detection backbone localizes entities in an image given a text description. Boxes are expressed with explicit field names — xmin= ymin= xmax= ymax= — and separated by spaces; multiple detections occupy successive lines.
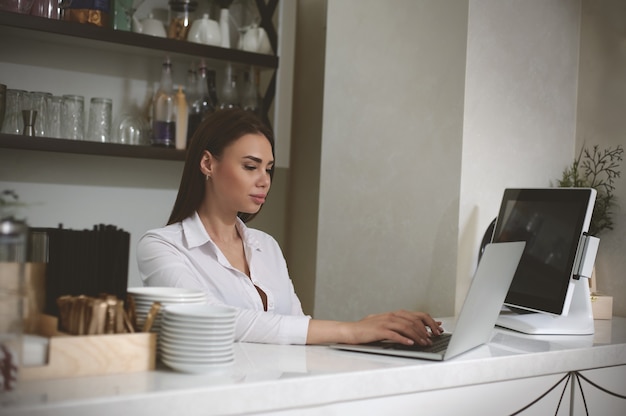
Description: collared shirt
xmin=136 ymin=212 xmax=310 ymax=345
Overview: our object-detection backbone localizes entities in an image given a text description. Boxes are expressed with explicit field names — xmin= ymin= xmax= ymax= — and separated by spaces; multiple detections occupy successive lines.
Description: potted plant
xmin=554 ymin=144 xmax=624 ymax=236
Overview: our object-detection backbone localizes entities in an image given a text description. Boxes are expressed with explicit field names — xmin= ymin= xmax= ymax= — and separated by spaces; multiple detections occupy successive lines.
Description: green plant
xmin=0 ymin=190 xmax=24 ymax=220
xmin=554 ymin=144 xmax=624 ymax=236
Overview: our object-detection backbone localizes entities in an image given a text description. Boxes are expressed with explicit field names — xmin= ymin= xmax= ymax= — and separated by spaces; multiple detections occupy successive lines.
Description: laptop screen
xmin=491 ymin=188 xmax=595 ymax=315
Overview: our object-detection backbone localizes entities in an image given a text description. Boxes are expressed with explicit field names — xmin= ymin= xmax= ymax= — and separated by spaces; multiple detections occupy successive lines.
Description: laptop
xmin=329 ymin=241 xmax=525 ymax=361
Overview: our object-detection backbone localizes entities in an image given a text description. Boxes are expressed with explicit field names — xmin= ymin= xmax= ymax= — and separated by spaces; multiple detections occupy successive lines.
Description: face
xmin=202 ymin=133 xmax=274 ymax=216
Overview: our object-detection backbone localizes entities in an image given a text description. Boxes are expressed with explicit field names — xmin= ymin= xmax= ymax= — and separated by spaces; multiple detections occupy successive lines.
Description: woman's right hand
xmin=306 ymin=310 xmax=443 ymax=346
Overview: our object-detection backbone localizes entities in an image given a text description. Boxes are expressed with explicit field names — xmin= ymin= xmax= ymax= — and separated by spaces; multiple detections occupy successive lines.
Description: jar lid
xmin=169 ymin=0 xmax=198 ymax=11
xmin=0 ymin=217 xmax=28 ymax=237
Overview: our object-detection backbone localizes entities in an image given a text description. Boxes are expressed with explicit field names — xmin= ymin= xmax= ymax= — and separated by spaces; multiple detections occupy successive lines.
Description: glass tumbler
xmin=47 ymin=96 xmax=63 ymax=138
xmin=86 ymin=97 xmax=112 ymax=142
xmin=113 ymin=113 xmax=149 ymax=145
xmin=1 ymin=89 xmax=28 ymax=135
xmin=29 ymin=91 xmax=51 ymax=137
xmin=60 ymin=94 xmax=84 ymax=140
xmin=0 ymin=0 xmax=35 ymax=13
xmin=30 ymin=0 xmax=59 ymax=18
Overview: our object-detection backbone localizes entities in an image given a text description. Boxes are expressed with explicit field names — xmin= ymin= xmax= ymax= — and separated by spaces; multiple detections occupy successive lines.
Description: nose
xmin=258 ymin=171 xmax=271 ymax=188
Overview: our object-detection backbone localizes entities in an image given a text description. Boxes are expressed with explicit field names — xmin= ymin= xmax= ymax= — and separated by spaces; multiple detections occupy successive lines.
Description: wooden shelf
xmin=0 ymin=133 xmax=186 ymax=161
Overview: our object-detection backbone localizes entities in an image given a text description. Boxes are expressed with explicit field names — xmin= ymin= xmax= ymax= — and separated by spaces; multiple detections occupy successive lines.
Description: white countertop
xmin=2 ymin=318 xmax=625 ymax=416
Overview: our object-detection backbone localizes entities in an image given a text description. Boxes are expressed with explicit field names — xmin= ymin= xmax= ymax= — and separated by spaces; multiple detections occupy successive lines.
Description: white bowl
xmin=159 ymin=340 xmax=233 ymax=354
xmin=161 ymin=325 xmax=235 ymax=337
xmin=163 ymin=304 xmax=237 ymax=319
xmin=159 ymin=331 xmax=234 ymax=346
xmin=128 ymin=287 xmax=206 ymax=300
xmin=161 ymin=317 xmax=235 ymax=333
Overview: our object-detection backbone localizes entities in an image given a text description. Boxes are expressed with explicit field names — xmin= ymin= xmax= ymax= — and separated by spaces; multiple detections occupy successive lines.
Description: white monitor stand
xmin=496 ymin=277 xmax=594 ymax=335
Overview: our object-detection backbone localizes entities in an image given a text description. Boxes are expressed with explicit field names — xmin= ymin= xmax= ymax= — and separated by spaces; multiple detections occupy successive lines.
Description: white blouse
xmin=136 ymin=212 xmax=310 ymax=345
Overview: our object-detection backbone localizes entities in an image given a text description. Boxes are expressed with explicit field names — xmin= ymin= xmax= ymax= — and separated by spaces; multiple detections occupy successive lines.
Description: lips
xmin=250 ymin=194 xmax=266 ymax=204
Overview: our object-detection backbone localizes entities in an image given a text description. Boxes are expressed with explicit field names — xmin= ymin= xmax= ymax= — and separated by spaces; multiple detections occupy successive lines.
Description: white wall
xmin=0 ymin=150 xmax=180 ymax=288
xmin=0 ymin=150 xmax=288 ymax=288
xmin=312 ymin=0 xmax=469 ymax=320
xmin=457 ymin=0 xmax=582 ymax=312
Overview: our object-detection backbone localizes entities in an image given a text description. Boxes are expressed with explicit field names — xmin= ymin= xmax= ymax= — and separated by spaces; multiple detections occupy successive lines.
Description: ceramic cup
xmin=187 ymin=13 xmax=221 ymax=46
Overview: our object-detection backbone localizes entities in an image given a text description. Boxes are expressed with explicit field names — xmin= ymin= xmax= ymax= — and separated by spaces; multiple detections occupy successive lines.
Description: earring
xmin=205 ymin=174 xmax=210 ymax=181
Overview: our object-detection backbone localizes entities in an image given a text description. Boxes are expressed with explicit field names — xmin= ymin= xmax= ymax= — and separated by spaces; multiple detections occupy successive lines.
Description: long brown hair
xmin=167 ymin=108 xmax=275 ymax=225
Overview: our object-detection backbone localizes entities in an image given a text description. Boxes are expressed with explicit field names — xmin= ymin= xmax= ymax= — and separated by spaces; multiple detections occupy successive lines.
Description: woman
xmin=137 ymin=108 xmax=442 ymax=346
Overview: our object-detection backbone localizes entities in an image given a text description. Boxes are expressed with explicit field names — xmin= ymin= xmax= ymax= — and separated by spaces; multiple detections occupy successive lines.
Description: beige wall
xmin=577 ymin=0 xmax=626 ymax=316
xmin=309 ymin=0 xmax=469 ymax=320
xmin=457 ymin=0 xmax=582 ymax=312
xmin=284 ymin=0 xmax=327 ymax=315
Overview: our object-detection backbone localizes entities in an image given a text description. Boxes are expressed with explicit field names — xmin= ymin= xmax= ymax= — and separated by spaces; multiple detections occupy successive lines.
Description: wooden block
xmin=590 ymin=294 xmax=613 ymax=320
xmin=20 ymin=315 xmax=156 ymax=380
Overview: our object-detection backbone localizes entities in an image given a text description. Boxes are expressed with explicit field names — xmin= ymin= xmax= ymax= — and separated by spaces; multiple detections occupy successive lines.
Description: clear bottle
xmin=206 ymin=68 xmax=219 ymax=109
xmin=218 ymin=62 xmax=240 ymax=110
xmin=185 ymin=65 xmax=199 ymax=107
xmin=187 ymin=61 xmax=216 ymax=142
xmin=241 ymin=66 xmax=262 ymax=117
xmin=175 ymin=86 xmax=188 ymax=150
xmin=152 ymin=57 xmax=176 ymax=147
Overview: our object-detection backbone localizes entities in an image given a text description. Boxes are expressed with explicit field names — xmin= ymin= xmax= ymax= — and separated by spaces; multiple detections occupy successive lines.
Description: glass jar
xmin=167 ymin=0 xmax=198 ymax=40
xmin=0 ymin=215 xmax=28 ymax=393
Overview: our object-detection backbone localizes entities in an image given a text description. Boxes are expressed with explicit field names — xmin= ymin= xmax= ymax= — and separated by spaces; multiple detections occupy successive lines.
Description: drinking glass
xmin=0 ymin=0 xmax=35 ymax=13
xmin=30 ymin=0 xmax=59 ymax=18
xmin=0 ymin=84 xmax=6 ymax=132
xmin=1 ymin=89 xmax=28 ymax=135
xmin=60 ymin=94 xmax=84 ymax=140
xmin=113 ymin=113 xmax=149 ymax=145
xmin=47 ymin=96 xmax=63 ymax=138
xmin=29 ymin=91 xmax=51 ymax=137
xmin=86 ymin=97 xmax=112 ymax=142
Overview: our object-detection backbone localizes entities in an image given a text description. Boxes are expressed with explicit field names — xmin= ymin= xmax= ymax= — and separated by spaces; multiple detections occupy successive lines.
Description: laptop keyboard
xmin=367 ymin=333 xmax=452 ymax=353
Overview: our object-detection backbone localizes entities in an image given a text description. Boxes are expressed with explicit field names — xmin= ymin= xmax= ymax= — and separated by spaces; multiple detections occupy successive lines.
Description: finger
xmin=405 ymin=312 xmax=444 ymax=336
xmin=383 ymin=316 xmax=433 ymax=346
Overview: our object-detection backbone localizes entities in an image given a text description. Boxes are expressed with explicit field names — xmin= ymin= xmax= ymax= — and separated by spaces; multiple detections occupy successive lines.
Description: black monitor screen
xmin=492 ymin=188 xmax=594 ymax=315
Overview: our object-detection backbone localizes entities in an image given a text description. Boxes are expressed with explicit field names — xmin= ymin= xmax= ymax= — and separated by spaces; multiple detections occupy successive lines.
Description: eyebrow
xmin=244 ymin=155 xmax=274 ymax=166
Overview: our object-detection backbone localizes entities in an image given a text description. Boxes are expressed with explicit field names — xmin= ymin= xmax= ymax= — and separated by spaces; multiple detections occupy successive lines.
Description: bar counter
xmin=3 ymin=318 xmax=625 ymax=415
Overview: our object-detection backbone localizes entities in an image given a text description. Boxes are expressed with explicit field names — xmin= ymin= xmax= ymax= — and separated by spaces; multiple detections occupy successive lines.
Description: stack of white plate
xmin=127 ymin=287 xmax=207 ymax=334
xmin=160 ymin=304 xmax=237 ymax=373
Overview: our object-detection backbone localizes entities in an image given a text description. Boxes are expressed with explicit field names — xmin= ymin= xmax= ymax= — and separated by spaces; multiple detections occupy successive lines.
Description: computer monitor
xmin=491 ymin=188 xmax=597 ymax=335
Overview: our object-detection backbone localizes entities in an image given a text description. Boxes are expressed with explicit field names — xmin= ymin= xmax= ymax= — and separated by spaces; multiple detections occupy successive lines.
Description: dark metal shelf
xmin=0 ymin=133 xmax=186 ymax=161
xmin=0 ymin=11 xmax=278 ymax=70
xmin=0 ymin=10 xmax=282 ymax=161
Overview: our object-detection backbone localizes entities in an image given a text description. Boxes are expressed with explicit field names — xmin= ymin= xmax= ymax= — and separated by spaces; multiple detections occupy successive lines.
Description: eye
xmin=244 ymin=165 xmax=256 ymax=171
